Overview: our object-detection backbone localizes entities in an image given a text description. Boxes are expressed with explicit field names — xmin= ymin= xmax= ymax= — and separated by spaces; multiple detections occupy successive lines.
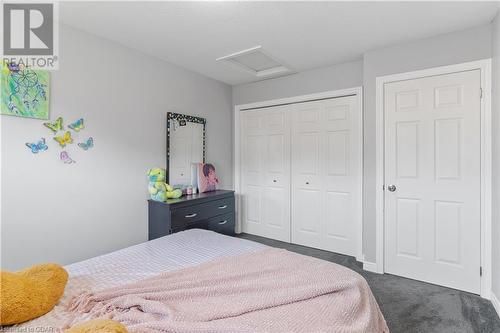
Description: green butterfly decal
xmin=44 ymin=117 xmax=63 ymax=133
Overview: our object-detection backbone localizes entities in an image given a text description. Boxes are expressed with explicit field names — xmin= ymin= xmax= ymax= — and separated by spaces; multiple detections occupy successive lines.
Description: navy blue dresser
xmin=148 ymin=190 xmax=235 ymax=240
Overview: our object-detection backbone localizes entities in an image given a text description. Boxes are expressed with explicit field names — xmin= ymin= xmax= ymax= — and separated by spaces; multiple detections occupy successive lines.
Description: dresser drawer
xmin=171 ymin=220 xmax=209 ymax=234
xmin=205 ymin=197 xmax=234 ymax=217
xmin=207 ymin=213 xmax=235 ymax=235
xmin=170 ymin=204 xmax=209 ymax=227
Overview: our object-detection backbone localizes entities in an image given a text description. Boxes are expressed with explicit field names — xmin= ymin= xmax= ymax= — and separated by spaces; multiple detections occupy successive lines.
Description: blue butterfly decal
xmin=68 ymin=118 xmax=84 ymax=132
xmin=25 ymin=138 xmax=48 ymax=154
xmin=78 ymin=137 xmax=94 ymax=151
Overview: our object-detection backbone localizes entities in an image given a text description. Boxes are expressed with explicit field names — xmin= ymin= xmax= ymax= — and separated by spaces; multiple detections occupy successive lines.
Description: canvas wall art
xmin=196 ymin=163 xmax=219 ymax=193
xmin=1 ymin=63 xmax=50 ymax=119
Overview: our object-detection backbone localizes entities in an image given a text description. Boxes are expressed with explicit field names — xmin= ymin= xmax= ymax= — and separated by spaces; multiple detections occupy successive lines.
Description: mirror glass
xmin=167 ymin=113 xmax=206 ymax=186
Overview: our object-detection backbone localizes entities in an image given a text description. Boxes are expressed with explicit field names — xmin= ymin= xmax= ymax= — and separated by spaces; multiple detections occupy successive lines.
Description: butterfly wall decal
xmin=60 ymin=151 xmax=76 ymax=164
xmin=53 ymin=131 xmax=73 ymax=147
xmin=78 ymin=137 xmax=94 ymax=151
xmin=7 ymin=62 xmax=20 ymax=73
xmin=69 ymin=118 xmax=84 ymax=132
xmin=43 ymin=117 xmax=63 ymax=133
xmin=25 ymin=138 xmax=48 ymax=154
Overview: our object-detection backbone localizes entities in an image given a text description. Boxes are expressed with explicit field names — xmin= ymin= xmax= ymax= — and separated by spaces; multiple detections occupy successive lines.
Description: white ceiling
xmin=60 ymin=1 xmax=499 ymax=86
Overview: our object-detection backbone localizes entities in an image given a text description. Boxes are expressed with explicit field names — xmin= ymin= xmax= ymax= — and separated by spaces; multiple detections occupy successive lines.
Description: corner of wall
xmin=492 ymin=9 xmax=500 ymax=303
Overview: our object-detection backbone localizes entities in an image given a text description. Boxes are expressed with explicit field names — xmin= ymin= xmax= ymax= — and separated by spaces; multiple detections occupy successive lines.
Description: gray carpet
xmin=237 ymin=233 xmax=500 ymax=333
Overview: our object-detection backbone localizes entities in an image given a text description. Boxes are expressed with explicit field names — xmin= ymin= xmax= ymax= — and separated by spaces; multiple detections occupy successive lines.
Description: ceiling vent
xmin=217 ymin=46 xmax=293 ymax=78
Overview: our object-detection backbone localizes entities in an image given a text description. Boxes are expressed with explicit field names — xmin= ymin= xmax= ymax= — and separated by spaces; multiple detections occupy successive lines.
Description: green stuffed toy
xmin=148 ymin=168 xmax=182 ymax=201
xmin=148 ymin=168 xmax=167 ymax=202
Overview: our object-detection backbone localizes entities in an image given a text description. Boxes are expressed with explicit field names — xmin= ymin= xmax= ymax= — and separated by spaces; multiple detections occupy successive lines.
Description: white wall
xmin=232 ymin=24 xmax=492 ymax=263
xmin=0 ymin=25 xmax=233 ymax=270
xmin=232 ymin=60 xmax=364 ymax=105
xmin=491 ymin=10 xmax=500 ymax=300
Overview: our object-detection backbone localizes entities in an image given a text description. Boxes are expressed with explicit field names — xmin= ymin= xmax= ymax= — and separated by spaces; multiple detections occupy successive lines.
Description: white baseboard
xmin=362 ymin=261 xmax=379 ymax=273
xmin=492 ymin=292 xmax=500 ymax=319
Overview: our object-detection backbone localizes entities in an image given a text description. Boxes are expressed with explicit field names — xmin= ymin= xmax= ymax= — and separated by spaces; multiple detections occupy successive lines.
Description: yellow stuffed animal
xmin=66 ymin=319 xmax=129 ymax=333
xmin=0 ymin=263 xmax=68 ymax=325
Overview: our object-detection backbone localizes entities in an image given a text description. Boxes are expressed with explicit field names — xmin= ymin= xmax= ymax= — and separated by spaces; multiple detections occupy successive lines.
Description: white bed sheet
xmin=5 ymin=229 xmax=266 ymax=331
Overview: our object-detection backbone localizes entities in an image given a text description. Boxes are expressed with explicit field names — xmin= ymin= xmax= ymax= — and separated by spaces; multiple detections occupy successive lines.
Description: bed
xmin=8 ymin=229 xmax=388 ymax=333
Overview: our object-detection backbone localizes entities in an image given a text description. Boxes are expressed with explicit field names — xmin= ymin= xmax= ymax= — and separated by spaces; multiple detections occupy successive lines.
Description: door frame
xmin=374 ymin=59 xmax=492 ymax=299
xmin=234 ymin=87 xmax=364 ymax=261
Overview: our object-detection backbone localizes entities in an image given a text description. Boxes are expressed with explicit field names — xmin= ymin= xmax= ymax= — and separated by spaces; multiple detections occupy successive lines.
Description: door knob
xmin=387 ymin=185 xmax=396 ymax=192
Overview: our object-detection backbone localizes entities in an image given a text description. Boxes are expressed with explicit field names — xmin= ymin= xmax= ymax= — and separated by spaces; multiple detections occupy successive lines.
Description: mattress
xmin=6 ymin=229 xmax=266 ymax=331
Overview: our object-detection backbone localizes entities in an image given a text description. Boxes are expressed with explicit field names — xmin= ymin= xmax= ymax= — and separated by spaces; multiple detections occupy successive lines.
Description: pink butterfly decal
xmin=60 ymin=151 xmax=76 ymax=164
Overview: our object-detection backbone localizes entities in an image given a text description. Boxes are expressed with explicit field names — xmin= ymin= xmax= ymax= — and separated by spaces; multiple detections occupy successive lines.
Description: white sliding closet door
xmin=241 ymin=105 xmax=291 ymax=242
xmin=291 ymin=96 xmax=361 ymax=256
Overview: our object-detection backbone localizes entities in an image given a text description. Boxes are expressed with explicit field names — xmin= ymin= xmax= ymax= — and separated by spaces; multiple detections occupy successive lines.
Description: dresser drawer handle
xmin=185 ymin=213 xmax=197 ymax=218
xmin=218 ymin=205 xmax=228 ymax=209
xmin=218 ymin=220 xmax=228 ymax=225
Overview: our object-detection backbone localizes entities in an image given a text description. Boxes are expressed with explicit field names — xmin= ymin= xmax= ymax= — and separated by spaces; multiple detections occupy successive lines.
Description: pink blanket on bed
xmin=67 ymin=248 xmax=389 ymax=333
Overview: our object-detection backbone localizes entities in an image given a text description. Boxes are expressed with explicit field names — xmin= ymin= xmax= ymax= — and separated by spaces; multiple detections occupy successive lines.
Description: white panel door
xmin=241 ymin=105 xmax=291 ymax=242
xmin=291 ymin=96 xmax=361 ymax=256
xmin=291 ymin=103 xmax=323 ymax=246
xmin=384 ymin=70 xmax=481 ymax=293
